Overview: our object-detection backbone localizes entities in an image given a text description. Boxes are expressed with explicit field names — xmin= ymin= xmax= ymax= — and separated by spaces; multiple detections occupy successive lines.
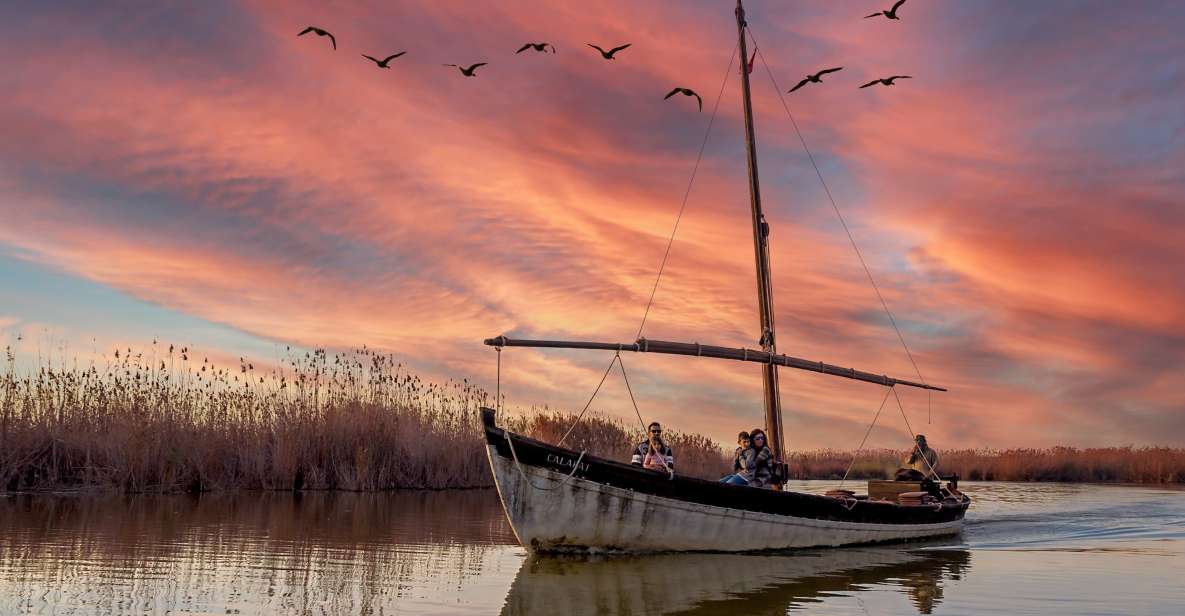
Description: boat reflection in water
xmin=501 ymin=545 xmax=970 ymax=615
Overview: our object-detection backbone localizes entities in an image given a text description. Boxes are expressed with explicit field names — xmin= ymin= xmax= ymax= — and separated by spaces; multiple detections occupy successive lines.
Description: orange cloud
xmin=1 ymin=0 xmax=1182 ymax=448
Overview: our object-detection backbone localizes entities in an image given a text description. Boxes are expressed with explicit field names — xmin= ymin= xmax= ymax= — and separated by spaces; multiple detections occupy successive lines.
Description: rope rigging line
xmin=635 ymin=42 xmax=739 ymax=341
xmin=547 ymin=43 xmax=741 ymax=451
xmin=839 ymin=385 xmax=894 ymax=487
xmin=617 ymin=353 xmax=674 ymax=478
xmin=557 ymin=351 xmax=622 ymax=447
xmin=505 ymin=430 xmax=587 ymax=492
xmin=746 ymin=28 xmax=930 ymax=395
xmin=890 ymin=386 xmax=942 ymax=482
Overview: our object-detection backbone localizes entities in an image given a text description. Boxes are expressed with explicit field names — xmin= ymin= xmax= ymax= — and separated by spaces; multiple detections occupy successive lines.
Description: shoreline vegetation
xmin=2 ymin=345 xmax=1182 ymax=493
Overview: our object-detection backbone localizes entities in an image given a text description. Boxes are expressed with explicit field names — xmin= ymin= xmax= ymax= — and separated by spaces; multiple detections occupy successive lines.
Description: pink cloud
xmin=1 ymin=0 xmax=1182 ymax=448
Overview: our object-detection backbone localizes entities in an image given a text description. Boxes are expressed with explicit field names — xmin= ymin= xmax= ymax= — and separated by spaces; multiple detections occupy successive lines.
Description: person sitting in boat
xmin=747 ymin=428 xmax=774 ymax=488
xmin=719 ymin=431 xmax=752 ymax=485
xmin=895 ymin=434 xmax=940 ymax=481
xmin=631 ymin=422 xmax=674 ymax=472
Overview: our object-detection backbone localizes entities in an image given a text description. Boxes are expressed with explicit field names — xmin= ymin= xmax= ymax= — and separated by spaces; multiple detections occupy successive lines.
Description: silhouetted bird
xmin=865 ymin=0 xmax=907 ymax=20
xmin=788 ymin=67 xmax=843 ymax=93
xmin=362 ymin=52 xmax=406 ymax=68
xmin=664 ymin=87 xmax=702 ymax=112
xmin=444 ymin=63 xmax=488 ymax=77
xmin=588 ymin=43 xmax=631 ymax=59
xmin=297 ymin=26 xmax=336 ymax=50
xmin=859 ymin=75 xmax=912 ymax=88
xmin=516 ymin=42 xmax=556 ymax=54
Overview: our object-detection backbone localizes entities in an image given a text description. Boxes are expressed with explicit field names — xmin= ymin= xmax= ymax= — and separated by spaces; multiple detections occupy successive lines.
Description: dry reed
xmin=0 ymin=344 xmax=727 ymax=492
xmin=4 ymin=344 xmax=1181 ymax=492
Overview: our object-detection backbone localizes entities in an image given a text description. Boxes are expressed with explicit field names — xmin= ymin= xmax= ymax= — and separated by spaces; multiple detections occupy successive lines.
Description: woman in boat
xmin=719 ymin=431 xmax=752 ymax=485
xmin=748 ymin=428 xmax=774 ymax=488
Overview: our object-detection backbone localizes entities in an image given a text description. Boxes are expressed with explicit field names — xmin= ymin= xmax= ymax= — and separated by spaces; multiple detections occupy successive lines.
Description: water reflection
xmin=0 ymin=491 xmax=520 ymax=614
xmin=3 ymin=484 xmax=1181 ymax=614
xmin=501 ymin=546 xmax=970 ymax=615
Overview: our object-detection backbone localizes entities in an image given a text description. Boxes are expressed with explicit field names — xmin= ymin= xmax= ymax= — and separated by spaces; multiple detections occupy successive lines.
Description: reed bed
xmin=0 ymin=344 xmax=727 ymax=493
xmin=3 ymin=344 xmax=1182 ymax=492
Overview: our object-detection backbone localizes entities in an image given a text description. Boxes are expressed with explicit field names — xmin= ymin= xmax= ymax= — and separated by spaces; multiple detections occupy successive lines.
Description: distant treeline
xmin=2 ymin=345 xmax=1182 ymax=492
xmin=792 ymin=447 xmax=1185 ymax=484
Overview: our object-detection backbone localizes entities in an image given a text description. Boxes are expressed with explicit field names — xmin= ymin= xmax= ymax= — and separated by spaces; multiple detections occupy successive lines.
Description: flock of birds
xmin=297 ymin=1 xmax=915 ymax=113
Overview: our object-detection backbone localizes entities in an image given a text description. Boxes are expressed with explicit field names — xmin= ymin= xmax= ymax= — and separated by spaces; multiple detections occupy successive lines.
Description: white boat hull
xmin=488 ymin=445 xmax=964 ymax=552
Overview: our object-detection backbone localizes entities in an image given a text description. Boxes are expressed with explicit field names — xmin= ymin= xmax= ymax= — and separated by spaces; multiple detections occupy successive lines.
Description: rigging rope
xmin=618 ymin=353 xmax=674 ymax=478
xmin=635 ymin=42 xmax=739 ymax=341
xmin=839 ymin=385 xmax=894 ymax=487
xmin=505 ymin=430 xmax=587 ymax=492
xmin=557 ymin=351 xmax=622 ymax=447
xmin=746 ymin=28 xmax=929 ymax=394
xmin=551 ymin=43 xmax=741 ymax=449
xmin=891 ymin=386 xmax=942 ymax=481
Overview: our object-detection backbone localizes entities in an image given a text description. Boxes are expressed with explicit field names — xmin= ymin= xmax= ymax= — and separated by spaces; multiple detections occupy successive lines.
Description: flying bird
xmin=865 ymin=0 xmax=907 ymax=20
xmin=361 ymin=52 xmax=406 ymax=68
xmin=588 ymin=43 xmax=631 ymax=60
xmin=297 ymin=26 xmax=336 ymax=50
xmin=788 ymin=67 xmax=843 ymax=93
xmin=664 ymin=87 xmax=702 ymax=112
xmin=859 ymin=75 xmax=912 ymax=88
xmin=444 ymin=63 xmax=488 ymax=77
xmin=516 ymin=42 xmax=556 ymax=54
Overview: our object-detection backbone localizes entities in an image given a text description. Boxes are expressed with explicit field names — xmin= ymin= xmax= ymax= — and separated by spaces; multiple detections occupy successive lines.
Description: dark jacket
xmin=631 ymin=441 xmax=674 ymax=470
xmin=733 ymin=446 xmax=758 ymax=482
xmin=749 ymin=445 xmax=773 ymax=487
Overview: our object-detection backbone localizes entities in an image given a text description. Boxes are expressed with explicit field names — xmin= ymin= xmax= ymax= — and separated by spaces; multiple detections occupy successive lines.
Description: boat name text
xmin=546 ymin=454 xmax=590 ymax=473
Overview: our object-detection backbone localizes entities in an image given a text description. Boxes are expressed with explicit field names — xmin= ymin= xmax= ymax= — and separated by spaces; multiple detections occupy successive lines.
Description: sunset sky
xmin=2 ymin=0 xmax=1183 ymax=450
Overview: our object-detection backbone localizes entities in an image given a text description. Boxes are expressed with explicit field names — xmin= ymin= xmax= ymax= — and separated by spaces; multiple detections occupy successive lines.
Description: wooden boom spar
xmin=484 ymin=336 xmax=946 ymax=392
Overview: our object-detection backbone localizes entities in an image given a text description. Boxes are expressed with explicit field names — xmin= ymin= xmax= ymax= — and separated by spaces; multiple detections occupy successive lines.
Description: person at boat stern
xmin=896 ymin=434 xmax=940 ymax=480
xmin=632 ymin=422 xmax=674 ymax=472
xmin=719 ymin=431 xmax=752 ymax=485
xmin=747 ymin=428 xmax=775 ymax=488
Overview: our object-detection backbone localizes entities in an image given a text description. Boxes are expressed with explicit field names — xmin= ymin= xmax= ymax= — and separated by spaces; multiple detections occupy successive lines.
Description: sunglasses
xmin=753 ymin=435 xmax=765 ymax=440
xmin=650 ymin=429 xmax=662 ymax=434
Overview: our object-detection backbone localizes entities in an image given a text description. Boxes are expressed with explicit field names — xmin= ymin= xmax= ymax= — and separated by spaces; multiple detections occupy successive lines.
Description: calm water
xmin=1 ymin=482 xmax=1182 ymax=615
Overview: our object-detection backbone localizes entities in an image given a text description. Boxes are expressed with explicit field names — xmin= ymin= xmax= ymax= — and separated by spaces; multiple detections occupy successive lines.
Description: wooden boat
xmin=481 ymin=0 xmax=970 ymax=552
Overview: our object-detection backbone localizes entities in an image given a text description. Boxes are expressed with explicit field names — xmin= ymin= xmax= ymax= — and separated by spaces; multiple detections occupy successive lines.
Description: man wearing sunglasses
xmin=631 ymin=422 xmax=675 ymax=472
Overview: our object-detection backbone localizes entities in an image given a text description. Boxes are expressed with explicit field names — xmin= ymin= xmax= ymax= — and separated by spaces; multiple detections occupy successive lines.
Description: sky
xmin=1 ymin=0 xmax=1183 ymax=449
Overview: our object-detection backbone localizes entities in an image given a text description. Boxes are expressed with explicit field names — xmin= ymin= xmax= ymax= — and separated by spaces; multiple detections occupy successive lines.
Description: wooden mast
xmin=735 ymin=0 xmax=785 ymax=468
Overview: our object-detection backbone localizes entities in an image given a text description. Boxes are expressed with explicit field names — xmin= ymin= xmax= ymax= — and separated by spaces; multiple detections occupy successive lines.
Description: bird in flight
xmin=859 ymin=75 xmax=912 ymax=88
xmin=865 ymin=0 xmax=907 ymax=20
xmin=444 ymin=63 xmax=488 ymax=77
xmin=664 ymin=87 xmax=702 ymax=112
xmin=788 ymin=67 xmax=843 ymax=93
xmin=361 ymin=52 xmax=406 ymax=68
xmin=517 ymin=42 xmax=556 ymax=54
xmin=297 ymin=26 xmax=336 ymax=50
xmin=588 ymin=43 xmax=631 ymax=60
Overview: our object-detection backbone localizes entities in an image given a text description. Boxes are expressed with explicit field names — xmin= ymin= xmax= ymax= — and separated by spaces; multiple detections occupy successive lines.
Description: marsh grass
xmin=3 ymin=344 xmax=1181 ymax=492
xmin=0 ymin=344 xmax=728 ymax=492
